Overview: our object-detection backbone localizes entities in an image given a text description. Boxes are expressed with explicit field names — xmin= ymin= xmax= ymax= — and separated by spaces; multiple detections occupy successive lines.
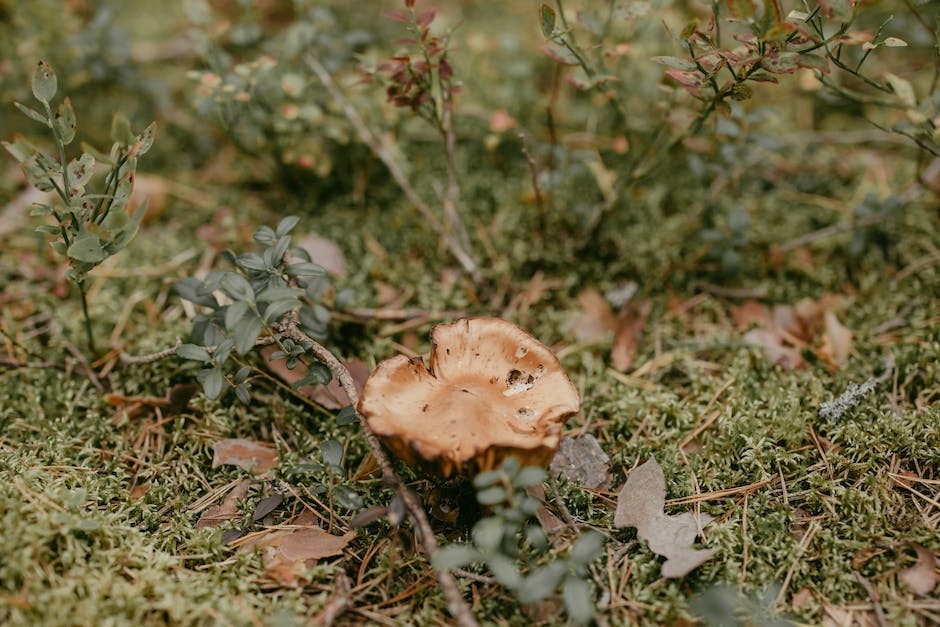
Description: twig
xmin=63 ymin=341 xmax=105 ymax=393
xmin=306 ymin=56 xmax=483 ymax=288
xmin=779 ymin=212 xmax=892 ymax=253
xmin=343 ymin=308 xmax=463 ymax=322
xmin=518 ymin=132 xmax=545 ymax=212
xmin=852 ymin=570 xmax=889 ymax=627
xmin=274 ymin=316 xmax=478 ymax=627
xmin=0 ymin=357 xmax=57 ymax=369
xmin=313 ymin=571 xmax=353 ymax=626
xmin=120 ymin=338 xmax=182 ymax=365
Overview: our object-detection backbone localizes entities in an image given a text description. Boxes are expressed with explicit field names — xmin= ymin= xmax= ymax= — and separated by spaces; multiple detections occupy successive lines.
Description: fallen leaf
xmin=550 ymin=434 xmax=610 ymax=489
xmin=298 ymin=233 xmax=347 ymax=278
xmin=240 ymin=527 xmax=355 ymax=586
xmin=744 ymin=329 xmax=805 ymax=370
xmin=212 ymin=439 xmax=278 ymax=474
xmin=611 ymin=299 xmax=652 ymax=371
xmin=889 ymin=470 xmax=918 ymax=489
xmin=196 ymin=479 xmax=250 ymax=530
xmin=900 ymin=544 xmax=937 ymax=596
xmin=261 ymin=346 xmax=370 ymax=410
xmin=730 ymin=300 xmax=771 ymax=330
xmin=566 ymin=288 xmax=617 ymax=343
xmin=791 ymin=587 xmax=813 ymax=610
xmin=251 ymin=494 xmax=284 ymax=523
xmin=614 ymin=458 xmax=717 ymax=578
xmin=819 ymin=311 xmax=852 ymax=366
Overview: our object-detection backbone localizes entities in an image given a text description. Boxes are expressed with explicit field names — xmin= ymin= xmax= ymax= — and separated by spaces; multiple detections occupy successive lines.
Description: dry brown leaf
xmin=550 ymin=434 xmax=610 ymax=489
xmin=730 ymin=300 xmax=771 ymax=330
xmin=566 ymin=288 xmax=617 ymax=343
xmin=212 ymin=439 xmax=278 ymax=474
xmin=819 ymin=311 xmax=852 ymax=366
xmin=791 ymin=587 xmax=813 ymax=611
xmin=744 ymin=329 xmax=805 ymax=370
xmin=262 ymin=346 xmax=370 ymax=409
xmin=298 ymin=233 xmax=347 ymax=278
xmin=196 ymin=479 xmax=250 ymax=530
xmin=611 ymin=299 xmax=652 ymax=372
xmin=241 ymin=527 xmax=355 ymax=586
xmin=614 ymin=458 xmax=717 ymax=578
xmin=900 ymin=544 xmax=938 ymax=596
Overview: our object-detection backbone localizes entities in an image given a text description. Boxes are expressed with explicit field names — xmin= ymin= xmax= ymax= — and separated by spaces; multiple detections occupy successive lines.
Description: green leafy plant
xmin=2 ymin=60 xmax=155 ymax=354
xmin=175 ymin=215 xmax=334 ymax=403
xmin=432 ymin=458 xmax=605 ymax=625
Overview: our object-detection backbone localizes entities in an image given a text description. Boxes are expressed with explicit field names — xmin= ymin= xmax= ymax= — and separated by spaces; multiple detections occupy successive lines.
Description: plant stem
xmin=78 ymin=280 xmax=97 ymax=355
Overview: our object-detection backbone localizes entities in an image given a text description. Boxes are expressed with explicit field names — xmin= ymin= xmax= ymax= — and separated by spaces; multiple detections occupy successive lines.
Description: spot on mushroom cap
xmin=358 ymin=318 xmax=581 ymax=478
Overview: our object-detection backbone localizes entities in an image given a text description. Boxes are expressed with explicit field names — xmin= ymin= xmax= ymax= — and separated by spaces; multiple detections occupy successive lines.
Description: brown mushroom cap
xmin=358 ymin=317 xmax=580 ymax=478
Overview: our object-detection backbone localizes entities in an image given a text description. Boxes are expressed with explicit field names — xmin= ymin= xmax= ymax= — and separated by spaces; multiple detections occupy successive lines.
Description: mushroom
xmin=358 ymin=317 xmax=580 ymax=478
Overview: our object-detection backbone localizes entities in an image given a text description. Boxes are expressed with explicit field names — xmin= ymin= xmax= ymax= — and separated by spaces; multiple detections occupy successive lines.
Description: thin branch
xmin=274 ymin=316 xmax=477 ymax=627
xmin=306 ymin=57 xmax=483 ymax=289
xmin=120 ymin=338 xmax=182 ymax=365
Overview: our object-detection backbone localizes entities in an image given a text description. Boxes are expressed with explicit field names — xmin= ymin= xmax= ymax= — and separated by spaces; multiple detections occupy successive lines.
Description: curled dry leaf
xmin=212 ymin=438 xmax=278 ymax=475
xmin=819 ymin=311 xmax=852 ymax=366
xmin=298 ymin=232 xmax=347 ymax=278
xmin=239 ymin=527 xmax=355 ymax=587
xmin=550 ymin=433 xmax=610 ymax=489
xmin=196 ymin=479 xmax=250 ymax=530
xmin=900 ymin=544 xmax=937 ymax=596
xmin=566 ymin=288 xmax=617 ymax=343
xmin=611 ymin=299 xmax=652 ymax=372
xmin=614 ymin=458 xmax=717 ymax=578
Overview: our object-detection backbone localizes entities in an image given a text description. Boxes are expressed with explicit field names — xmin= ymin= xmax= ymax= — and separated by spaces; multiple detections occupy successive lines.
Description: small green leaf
xmin=236 ymin=252 xmax=266 ymax=271
xmin=235 ymin=383 xmax=251 ymax=405
xmin=175 ymin=278 xmax=219 ymax=308
xmin=136 ymin=122 xmax=156 ymax=155
xmin=232 ymin=313 xmax=262 ymax=355
xmin=67 ymin=233 xmax=107 ymax=264
xmin=308 ymin=361 xmax=332 ymax=385
xmin=31 ymin=61 xmax=57 ymax=103
xmin=67 ymin=153 xmax=95 ymax=189
xmin=196 ymin=367 xmax=224 ymax=400
xmin=539 ymin=4 xmax=556 ymax=37
xmin=253 ymin=225 xmax=277 ymax=246
xmin=2 ymin=136 xmax=39 ymax=163
xmin=286 ymin=261 xmax=326 ymax=278
xmin=473 ymin=470 xmax=503 ymax=489
xmin=220 ymin=272 xmax=255 ymax=302
xmin=14 ymin=101 xmax=50 ymax=126
xmin=431 ymin=545 xmax=481 ymax=570
xmin=562 ymin=576 xmax=594 ymax=625
xmin=263 ymin=299 xmax=298 ymax=323
xmin=336 ymin=405 xmax=358 ymax=426
xmin=512 ymin=466 xmax=548 ymax=489
xmin=333 ymin=485 xmax=363 ymax=509
xmin=177 ymin=343 xmax=211 ymax=362
xmin=275 ymin=215 xmax=300 ymax=237
xmin=487 ymin=554 xmax=522 ymax=589
xmin=477 ymin=486 xmax=508 ymax=506
xmin=256 ymin=286 xmax=303 ymax=302
xmin=54 ymin=98 xmax=77 ymax=144
xmin=225 ymin=301 xmax=250 ymax=330
xmin=35 ymin=224 xmax=60 ymax=235
xmin=110 ymin=112 xmax=136 ymax=146
xmin=320 ymin=439 xmax=344 ymax=467
xmin=471 ymin=517 xmax=504 ymax=552
xmin=570 ymin=531 xmax=605 ymax=566
xmin=517 ymin=562 xmax=567 ymax=603
xmin=272 ymin=236 xmax=290 ymax=265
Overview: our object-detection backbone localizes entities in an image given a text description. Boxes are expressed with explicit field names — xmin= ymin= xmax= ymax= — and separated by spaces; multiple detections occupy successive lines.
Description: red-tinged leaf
xmin=652 ymin=56 xmax=696 ymax=71
xmin=762 ymin=52 xmax=801 ymax=74
xmin=212 ymin=439 xmax=279 ymax=474
xmin=196 ymin=479 xmax=250 ymax=530
xmin=381 ymin=10 xmax=410 ymax=22
xmin=796 ymin=54 xmax=830 ymax=73
xmin=747 ymin=71 xmax=779 ymax=83
xmin=541 ymin=42 xmax=580 ymax=66
xmin=725 ymin=0 xmax=756 ymax=19
xmin=835 ymin=31 xmax=874 ymax=45
xmin=818 ymin=0 xmax=853 ymax=22
xmin=665 ymin=70 xmax=705 ymax=96
xmin=763 ymin=21 xmax=796 ymax=41
xmin=416 ymin=10 xmax=436 ymax=28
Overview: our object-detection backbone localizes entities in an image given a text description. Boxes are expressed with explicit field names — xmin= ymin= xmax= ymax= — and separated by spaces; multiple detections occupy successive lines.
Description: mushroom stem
xmin=275 ymin=318 xmax=479 ymax=627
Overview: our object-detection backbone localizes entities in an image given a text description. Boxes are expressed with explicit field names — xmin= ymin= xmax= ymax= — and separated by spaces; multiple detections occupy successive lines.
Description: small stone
xmin=550 ymin=434 xmax=609 ymax=488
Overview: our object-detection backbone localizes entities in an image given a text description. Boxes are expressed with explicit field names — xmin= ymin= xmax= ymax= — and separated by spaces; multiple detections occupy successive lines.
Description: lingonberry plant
xmin=2 ymin=60 xmax=155 ymax=354
xmin=175 ymin=215 xmax=334 ymax=404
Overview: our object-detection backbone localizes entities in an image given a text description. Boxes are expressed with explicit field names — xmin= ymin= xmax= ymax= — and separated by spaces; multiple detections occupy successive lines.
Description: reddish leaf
xmin=611 ymin=299 xmax=652 ymax=372
xmin=196 ymin=479 xmax=250 ymax=530
xmin=297 ymin=233 xmax=347 ymax=278
xmin=212 ymin=439 xmax=278 ymax=474
xmin=565 ymin=289 xmax=617 ymax=343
